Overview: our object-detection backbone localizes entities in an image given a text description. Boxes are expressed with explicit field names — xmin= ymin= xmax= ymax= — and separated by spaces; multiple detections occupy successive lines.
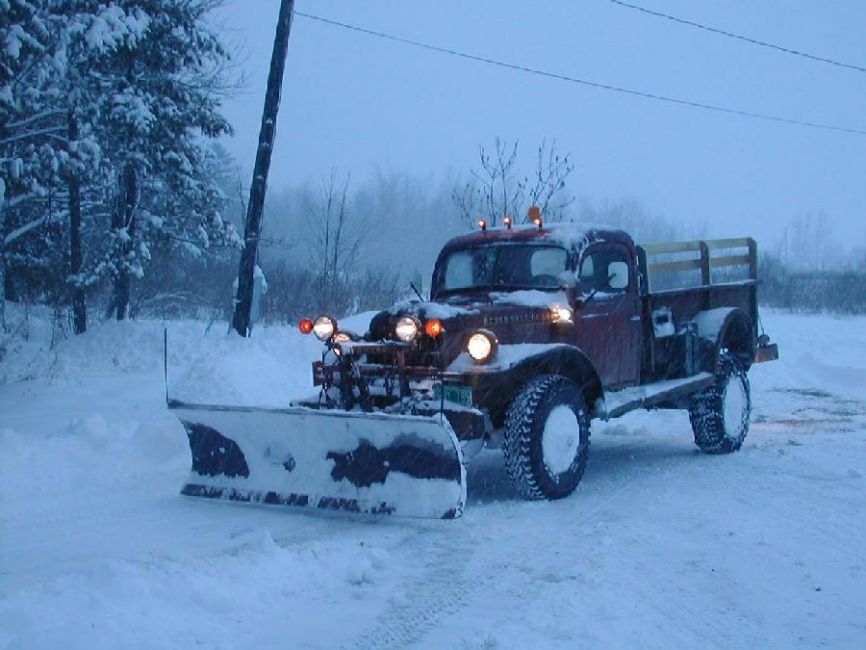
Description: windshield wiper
xmin=579 ymin=288 xmax=599 ymax=307
xmin=409 ymin=282 xmax=424 ymax=301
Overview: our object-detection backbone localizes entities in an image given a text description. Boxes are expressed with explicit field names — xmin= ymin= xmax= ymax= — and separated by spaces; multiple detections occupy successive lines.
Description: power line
xmin=607 ymin=0 xmax=866 ymax=74
xmin=292 ymin=10 xmax=866 ymax=137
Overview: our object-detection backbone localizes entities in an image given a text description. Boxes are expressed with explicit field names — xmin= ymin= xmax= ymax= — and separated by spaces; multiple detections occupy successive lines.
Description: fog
xmin=214 ymin=0 xmax=866 ymax=259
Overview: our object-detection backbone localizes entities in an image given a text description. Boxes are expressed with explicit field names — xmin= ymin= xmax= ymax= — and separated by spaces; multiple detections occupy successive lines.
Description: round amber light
xmin=425 ymin=319 xmax=444 ymax=338
xmin=298 ymin=318 xmax=314 ymax=334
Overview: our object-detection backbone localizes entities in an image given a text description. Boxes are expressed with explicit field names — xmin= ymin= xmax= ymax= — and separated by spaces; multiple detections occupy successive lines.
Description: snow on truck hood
xmin=489 ymin=289 xmax=569 ymax=308
xmin=386 ymin=300 xmax=479 ymax=320
xmin=387 ymin=290 xmax=569 ymax=319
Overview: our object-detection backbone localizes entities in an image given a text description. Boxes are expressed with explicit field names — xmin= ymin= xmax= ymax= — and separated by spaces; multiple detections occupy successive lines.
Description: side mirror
xmin=568 ymin=283 xmax=599 ymax=307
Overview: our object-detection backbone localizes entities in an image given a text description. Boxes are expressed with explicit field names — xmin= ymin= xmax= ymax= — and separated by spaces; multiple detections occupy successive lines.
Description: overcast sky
xmin=212 ymin=0 xmax=866 ymax=253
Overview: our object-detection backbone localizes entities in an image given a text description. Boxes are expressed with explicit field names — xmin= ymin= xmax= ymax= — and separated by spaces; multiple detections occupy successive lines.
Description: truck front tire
xmin=689 ymin=351 xmax=751 ymax=453
xmin=504 ymin=375 xmax=591 ymax=500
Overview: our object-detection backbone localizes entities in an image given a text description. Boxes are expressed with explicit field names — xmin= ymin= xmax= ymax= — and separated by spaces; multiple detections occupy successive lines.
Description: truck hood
xmin=367 ymin=290 xmax=571 ymax=368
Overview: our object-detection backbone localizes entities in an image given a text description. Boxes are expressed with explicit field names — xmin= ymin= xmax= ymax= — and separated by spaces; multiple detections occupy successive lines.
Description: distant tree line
xmin=128 ymin=250 xmax=405 ymax=326
xmin=759 ymin=252 xmax=866 ymax=314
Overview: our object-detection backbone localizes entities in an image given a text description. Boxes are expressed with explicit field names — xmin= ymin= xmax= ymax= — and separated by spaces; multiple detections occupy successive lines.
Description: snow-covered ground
xmin=1 ymin=308 xmax=865 ymax=649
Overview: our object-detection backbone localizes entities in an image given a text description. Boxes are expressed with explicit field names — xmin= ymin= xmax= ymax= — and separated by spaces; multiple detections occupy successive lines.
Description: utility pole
xmin=232 ymin=0 xmax=295 ymax=336
xmin=68 ymin=110 xmax=86 ymax=334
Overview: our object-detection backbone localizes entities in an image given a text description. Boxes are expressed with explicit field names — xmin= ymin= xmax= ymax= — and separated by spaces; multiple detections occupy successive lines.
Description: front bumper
xmin=311 ymin=341 xmax=487 ymax=440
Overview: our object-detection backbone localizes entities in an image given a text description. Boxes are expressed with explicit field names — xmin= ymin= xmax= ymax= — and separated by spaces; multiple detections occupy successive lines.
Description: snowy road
xmin=2 ymin=312 xmax=865 ymax=649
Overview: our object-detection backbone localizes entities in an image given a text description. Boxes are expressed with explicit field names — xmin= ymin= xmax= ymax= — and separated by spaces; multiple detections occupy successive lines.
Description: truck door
xmin=573 ymin=244 xmax=641 ymax=388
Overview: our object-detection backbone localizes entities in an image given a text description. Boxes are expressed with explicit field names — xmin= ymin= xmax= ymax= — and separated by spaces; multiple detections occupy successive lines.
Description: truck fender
xmin=691 ymin=307 xmax=755 ymax=371
xmin=471 ymin=346 xmax=603 ymax=428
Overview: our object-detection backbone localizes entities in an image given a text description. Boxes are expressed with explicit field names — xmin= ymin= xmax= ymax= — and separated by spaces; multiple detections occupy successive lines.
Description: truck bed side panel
xmin=640 ymin=281 xmax=757 ymax=382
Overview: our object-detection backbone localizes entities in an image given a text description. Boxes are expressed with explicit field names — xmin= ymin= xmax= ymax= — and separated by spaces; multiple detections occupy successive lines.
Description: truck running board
xmin=600 ymin=372 xmax=715 ymax=420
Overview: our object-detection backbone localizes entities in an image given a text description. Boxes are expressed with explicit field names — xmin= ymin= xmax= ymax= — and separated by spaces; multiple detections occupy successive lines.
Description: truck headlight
xmin=395 ymin=316 xmax=420 ymax=342
xmin=313 ymin=315 xmax=336 ymax=340
xmin=466 ymin=329 xmax=498 ymax=364
xmin=551 ymin=304 xmax=573 ymax=323
xmin=333 ymin=331 xmax=356 ymax=343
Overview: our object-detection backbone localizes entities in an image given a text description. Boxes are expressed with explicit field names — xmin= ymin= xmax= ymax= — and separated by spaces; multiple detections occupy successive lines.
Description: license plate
xmin=433 ymin=383 xmax=473 ymax=407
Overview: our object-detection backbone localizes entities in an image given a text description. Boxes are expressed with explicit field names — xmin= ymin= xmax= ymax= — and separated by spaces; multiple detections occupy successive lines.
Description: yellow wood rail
xmin=637 ymin=237 xmax=757 ymax=291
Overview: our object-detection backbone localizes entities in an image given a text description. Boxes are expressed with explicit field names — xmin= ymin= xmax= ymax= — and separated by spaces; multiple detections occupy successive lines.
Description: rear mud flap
xmin=170 ymin=402 xmax=466 ymax=519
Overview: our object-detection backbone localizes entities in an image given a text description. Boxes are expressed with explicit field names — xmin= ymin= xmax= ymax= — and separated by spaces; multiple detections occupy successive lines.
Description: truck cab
xmin=426 ymin=222 xmax=644 ymax=388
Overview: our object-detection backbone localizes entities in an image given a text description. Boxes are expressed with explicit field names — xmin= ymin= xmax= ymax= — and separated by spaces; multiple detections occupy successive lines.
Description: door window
xmin=579 ymin=248 xmax=631 ymax=295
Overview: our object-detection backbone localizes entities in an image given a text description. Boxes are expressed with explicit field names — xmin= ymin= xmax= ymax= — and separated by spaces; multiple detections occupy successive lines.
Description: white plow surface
xmin=172 ymin=403 xmax=466 ymax=519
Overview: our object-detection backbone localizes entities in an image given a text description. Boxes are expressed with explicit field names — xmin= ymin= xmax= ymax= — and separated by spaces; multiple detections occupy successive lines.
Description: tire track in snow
xmin=363 ymin=441 xmax=743 ymax=648
xmin=753 ymin=388 xmax=866 ymax=434
xmin=664 ymin=442 xmax=866 ymax=647
xmin=344 ymin=532 xmax=475 ymax=650
xmin=344 ymin=450 xmax=656 ymax=650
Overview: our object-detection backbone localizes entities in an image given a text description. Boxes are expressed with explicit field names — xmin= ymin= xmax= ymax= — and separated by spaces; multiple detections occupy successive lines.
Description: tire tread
xmin=503 ymin=375 xmax=590 ymax=499
xmin=689 ymin=352 xmax=751 ymax=454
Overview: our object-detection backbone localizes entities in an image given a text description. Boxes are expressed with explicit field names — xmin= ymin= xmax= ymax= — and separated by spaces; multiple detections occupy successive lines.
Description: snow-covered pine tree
xmin=37 ymin=0 xmax=114 ymax=333
xmin=79 ymin=0 xmax=236 ymax=320
xmin=1 ymin=1 xmax=109 ymax=333
xmin=3 ymin=0 xmax=239 ymax=331
xmin=0 ymin=0 xmax=57 ymax=332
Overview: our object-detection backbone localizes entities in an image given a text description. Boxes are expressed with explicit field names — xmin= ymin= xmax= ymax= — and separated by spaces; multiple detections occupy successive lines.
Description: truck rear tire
xmin=689 ymin=351 xmax=751 ymax=454
xmin=504 ymin=375 xmax=591 ymax=500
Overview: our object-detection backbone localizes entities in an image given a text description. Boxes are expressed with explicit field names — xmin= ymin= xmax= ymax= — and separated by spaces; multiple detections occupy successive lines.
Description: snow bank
xmin=753 ymin=309 xmax=866 ymax=401
xmin=0 ymin=302 xmax=325 ymax=407
xmin=336 ymin=309 xmax=377 ymax=335
xmin=2 ymin=306 xmax=866 ymax=648
xmin=167 ymin=325 xmax=320 ymax=407
xmin=0 ymin=530 xmax=392 ymax=650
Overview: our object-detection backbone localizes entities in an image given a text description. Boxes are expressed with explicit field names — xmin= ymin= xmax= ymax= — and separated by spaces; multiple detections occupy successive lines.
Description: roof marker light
xmin=503 ymin=215 xmax=513 ymax=229
xmin=528 ymin=205 xmax=542 ymax=228
xmin=478 ymin=219 xmax=488 ymax=231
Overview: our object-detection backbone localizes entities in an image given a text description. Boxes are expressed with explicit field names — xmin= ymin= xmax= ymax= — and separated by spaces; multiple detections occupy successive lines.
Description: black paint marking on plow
xmin=180 ymin=483 xmax=399 ymax=515
xmin=327 ymin=435 xmax=463 ymax=488
xmin=183 ymin=421 xmax=250 ymax=478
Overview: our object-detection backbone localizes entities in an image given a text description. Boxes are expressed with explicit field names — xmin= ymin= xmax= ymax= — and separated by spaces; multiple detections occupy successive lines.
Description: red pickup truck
xmin=301 ymin=215 xmax=778 ymax=502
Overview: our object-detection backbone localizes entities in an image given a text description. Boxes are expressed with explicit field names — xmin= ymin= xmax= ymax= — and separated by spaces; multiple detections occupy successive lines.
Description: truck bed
xmin=635 ymin=238 xmax=760 ymax=383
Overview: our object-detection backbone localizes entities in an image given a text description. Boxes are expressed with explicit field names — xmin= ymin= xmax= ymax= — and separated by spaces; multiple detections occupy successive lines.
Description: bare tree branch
xmin=452 ymin=137 xmax=575 ymax=227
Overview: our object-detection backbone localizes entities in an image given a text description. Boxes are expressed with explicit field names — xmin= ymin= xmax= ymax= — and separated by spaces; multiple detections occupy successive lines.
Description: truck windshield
xmin=439 ymin=244 xmax=569 ymax=294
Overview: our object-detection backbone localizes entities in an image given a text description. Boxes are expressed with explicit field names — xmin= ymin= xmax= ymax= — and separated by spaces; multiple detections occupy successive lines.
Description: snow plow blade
xmin=169 ymin=401 xmax=466 ymax=519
